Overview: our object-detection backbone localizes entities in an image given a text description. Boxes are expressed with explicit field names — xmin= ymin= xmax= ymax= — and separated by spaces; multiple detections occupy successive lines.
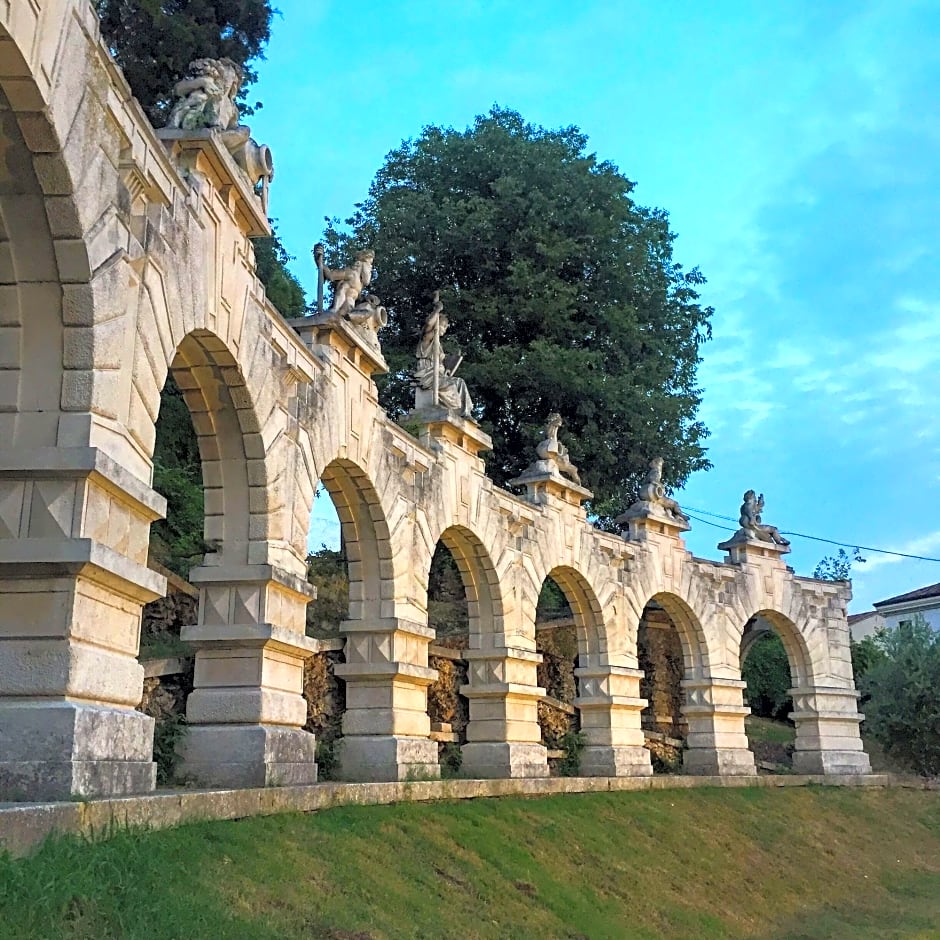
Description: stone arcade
xmin=0 ymin=2 xmax=870 ymax=801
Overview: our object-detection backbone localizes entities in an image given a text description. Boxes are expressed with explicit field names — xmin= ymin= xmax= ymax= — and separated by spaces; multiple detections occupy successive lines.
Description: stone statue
xmin=638 ymin=457 xmax=689 ymax=523
xmin=738 ymin=490 xmax=790 ymax=546
xmin=164 ymin=58 xmax=274 ymax=211
xmin=320 ymin=250 xmax=375 ymax=317
xmin=167 ymin=57 xmax=242 ymax=132
xmin=414 ymin=292 xmax=474 ymax=418
xmin=535 ymin=413 xmax=581 ymax=483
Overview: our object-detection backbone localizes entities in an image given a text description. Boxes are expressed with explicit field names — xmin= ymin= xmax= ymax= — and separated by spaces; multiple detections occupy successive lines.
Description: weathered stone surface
xmin=0 ymin=0 xmax=870 ymax=801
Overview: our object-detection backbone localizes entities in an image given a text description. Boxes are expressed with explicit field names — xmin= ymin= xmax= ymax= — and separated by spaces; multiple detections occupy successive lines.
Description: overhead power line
xmin=683 ymin=507 xmax=940 ymax=565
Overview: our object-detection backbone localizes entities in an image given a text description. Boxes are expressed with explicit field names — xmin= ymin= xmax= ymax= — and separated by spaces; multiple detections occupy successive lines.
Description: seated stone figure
xmin=535 ymin=413 xmax=580 ymax=483
xmin=321 ymin=250 xmax=375 ymax=317
xmin=637 ymin=457 xmax=689 ymax=523
xmin=615 ymin=456 xmax=689 ymax=530
xmin=738 ymin=490 xmax=790 ymax=546
xmin=164 ymin=58 xmax=274 ymax=209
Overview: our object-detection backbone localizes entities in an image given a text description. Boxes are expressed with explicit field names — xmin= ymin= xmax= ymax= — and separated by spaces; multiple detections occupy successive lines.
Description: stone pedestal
xmin=0 ymin=447 xmax=166 ymax=800
xmin=617 ymin=504 xmax=690 ymax=543
xmin=288 ymin=313 xmax=388 ymax=382
xmin=406 ymin=406 xmax=493 ymax=460
xmin=334 ymin=618 xmax=439 ymax=781
xmin=574 ymin=663 xmax=653 ymax=776
xmin=789 ymin=686 xmax=871 ymax=775
xmin=509 ymin=468 xmax=593 ymax=509
xmin=717 ymin=534 xmax=790 ymax=565
xmin=681 ymin=678 xmax=757 ymax=775
xmin=179 ymin=564 xmax=319 ymax=788
xmin=460 ymin=647 xmax=549 ymax=778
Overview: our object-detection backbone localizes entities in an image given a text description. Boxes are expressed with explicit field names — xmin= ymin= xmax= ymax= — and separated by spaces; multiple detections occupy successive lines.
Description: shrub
xmin=152 ymin=714 xmax=187 ymax=786
xmin=861 ymin=616 xmax=940 ymax=778
xmin=439 ymin=742 xmax=463 ymax=778
xmin=557 ymin=730 xmax=587 ymax=777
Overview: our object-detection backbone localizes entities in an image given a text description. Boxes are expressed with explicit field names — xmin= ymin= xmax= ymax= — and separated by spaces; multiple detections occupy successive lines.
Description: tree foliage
xmin=861 ymin=616 xmax=940 ymax=777
xmin=95 ymin=0 xmax=275 ymax=125
xmin=305 ymin=544 xmax=349 ymax=638
xmin=427 ymin=544 xmax=469 ymax=639
xmin=253 ymin=226 xmax=309 ymax=318
xmin=813 ymin=547 xmax=865 ymax=581
xmin=742 ymin=632 xmax=792 ymax=721
xmin=324 ymin=108 xmax=713 ymax=522
xmin=149 ymin=375 xmax=208 ymax=577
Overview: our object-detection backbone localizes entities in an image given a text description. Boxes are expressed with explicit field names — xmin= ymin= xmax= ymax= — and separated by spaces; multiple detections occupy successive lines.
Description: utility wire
xmin=684 ymin=506 xmax=940 ymax=564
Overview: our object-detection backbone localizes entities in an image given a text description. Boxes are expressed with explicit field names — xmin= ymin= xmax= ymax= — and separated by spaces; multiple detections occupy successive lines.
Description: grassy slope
xmin=1 ymin=788 xmax=938 ymax=939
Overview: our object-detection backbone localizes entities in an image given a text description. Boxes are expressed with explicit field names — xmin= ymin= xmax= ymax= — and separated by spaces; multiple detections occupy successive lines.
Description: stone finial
xmin=412 ymin=292 xmax=475 ymax=419
xmin=717 ymin=489 xmax=791 ymax=552
xmin=615 ymin=457 xmax=689 ymax=535
xmin=534 ymin=413 xmax=580 ymax=484
xmin=164 ymin=58 xmax=274 ymax=211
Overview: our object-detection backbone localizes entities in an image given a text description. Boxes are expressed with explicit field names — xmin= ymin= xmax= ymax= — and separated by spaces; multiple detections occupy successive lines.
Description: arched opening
xmin=423 ymin=526 xmax=502 ymax=776
xmin=138 ymin=331 xmax=265 ymax=784
xmin=533 ymin=568 xmax=595 ymax=775
xmin=425 ymin=541 xmax=470 ymax=775
xmin=740 ymin=610 xmax=811 ymax=773
xmin=301 ymin=486 xmax=346 ymax=780
xmin=636 ymin=593 xmax=706 ymax=774
xmin=302 ymin=459 xmax=394 ymax=777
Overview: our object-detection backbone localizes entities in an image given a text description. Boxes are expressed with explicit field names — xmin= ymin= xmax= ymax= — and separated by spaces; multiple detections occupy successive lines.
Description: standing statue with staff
xmin=413 ymin=291 xmax=474 ymax=419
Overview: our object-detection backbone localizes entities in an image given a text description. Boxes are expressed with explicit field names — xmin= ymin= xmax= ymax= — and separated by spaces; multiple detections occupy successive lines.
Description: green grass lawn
xmin=1 ymin=787 xmax=938 ymax=939
xmin=744 ymin=716 xmax=796 ymax=746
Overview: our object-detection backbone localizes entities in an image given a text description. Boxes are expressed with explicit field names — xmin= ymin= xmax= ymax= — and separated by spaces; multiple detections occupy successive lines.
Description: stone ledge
xmin=0 ymin=773 xmax=910 ymax=858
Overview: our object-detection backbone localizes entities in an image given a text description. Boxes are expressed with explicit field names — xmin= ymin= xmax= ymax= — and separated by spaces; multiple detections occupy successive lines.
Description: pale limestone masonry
xmin=0 ymin=1 xmax=870 ymax=800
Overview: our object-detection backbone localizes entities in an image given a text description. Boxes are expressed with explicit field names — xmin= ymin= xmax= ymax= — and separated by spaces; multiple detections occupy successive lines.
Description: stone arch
xmin=162 ymin=329 xmax=273 ymax=566
xmin=432 ymin=524 xmax=505 ymax=645
xmin=742 ymin=608 xmax=814 ymax=690
xmin=638 ymin=591 xmax=712 ymax=679
xmin=318 ymin=458 xmax=394 ymax=622
xmin=543 ymin=565 xmax=605 ymax=663
xmin=0 ymin=77 xmax=91 ymax=447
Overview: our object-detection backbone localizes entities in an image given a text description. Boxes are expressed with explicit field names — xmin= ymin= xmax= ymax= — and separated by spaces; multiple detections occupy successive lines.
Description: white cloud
xmin=856 ymin=529 xmax=940 ymax=573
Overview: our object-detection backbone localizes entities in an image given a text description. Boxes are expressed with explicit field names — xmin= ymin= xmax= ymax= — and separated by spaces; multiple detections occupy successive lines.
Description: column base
xmin=177 ymin=724 xmax=317 ymax=788
xmin=461 ymin=742 xmax=549 ymax=779
xmin=580 ymin=745 xmax=652 ymax=777
xmin=684 ymin=747 xmax=757 ymax=776
xmin=338 ymin=735 xmax=439 ymax=782
xmin=792 ymin=750 xmax=872 ymax=775
xmin=0 ymin=702 xmax=156 ymax=801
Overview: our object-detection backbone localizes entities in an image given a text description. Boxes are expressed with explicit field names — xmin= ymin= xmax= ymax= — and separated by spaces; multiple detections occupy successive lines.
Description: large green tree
xmin=324 ymin=108 xmax=713 ymax=522
xmin=95 ymin=0 xmax=275 ymax=126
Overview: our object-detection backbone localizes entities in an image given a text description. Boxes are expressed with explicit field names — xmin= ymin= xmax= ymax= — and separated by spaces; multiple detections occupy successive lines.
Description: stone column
xmin=575 ymin=660 xmax=652 ymax=776
xmin=334 ymin=618 xmax=440 ymax=781
xmin=681 ymin=677 xmax=757 ymax=775
xmin=790 ymin=686 xmax=871 ymax=775
xmin=179 ymin=564 xmax=319 ymax=787
xmin=0 ymin=447 xmax=166 ymax=800
xmin=460 ymin=647 xmax=549 ymax=778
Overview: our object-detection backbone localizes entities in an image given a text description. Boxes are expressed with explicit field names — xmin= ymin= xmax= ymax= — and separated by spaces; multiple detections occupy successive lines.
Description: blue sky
xmin=251 ymin=1 xmax=940 ymax=612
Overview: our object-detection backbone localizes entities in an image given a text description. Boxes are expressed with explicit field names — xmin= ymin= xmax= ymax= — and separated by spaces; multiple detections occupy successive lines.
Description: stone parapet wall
xmin=0 ymin=774 xmax=909 ymax=859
